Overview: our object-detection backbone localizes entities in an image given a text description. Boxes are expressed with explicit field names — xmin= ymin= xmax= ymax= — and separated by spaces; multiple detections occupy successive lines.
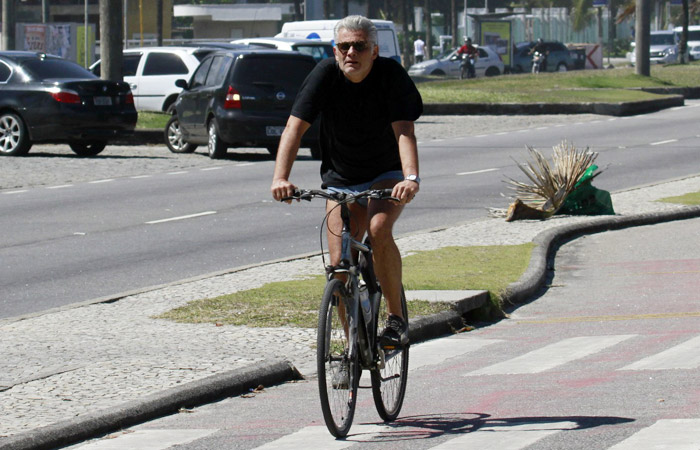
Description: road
xmin=65 ymin=218 xmax=700 ymax=449
xmin=1 ymin=101 xmax=699 ymax=318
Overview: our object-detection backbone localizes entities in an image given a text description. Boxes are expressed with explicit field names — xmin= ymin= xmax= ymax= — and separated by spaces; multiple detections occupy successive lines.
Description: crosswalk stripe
xmin=430 ymin=421 xmax=578 ymax=449
xmin=608 ymin=419 xmax=700 ymax=449
xmin=72 ymin=429 xmax=217 ymax=449
xmin=465 ymin=335 xmax=636 ymax=375
xmin=620 ymin=336 xmax=700 ymax=370
xmin=410 ymin=337 xmax=503 ymax=371
xmin=254 ymin=425 xmax=388 ymax=449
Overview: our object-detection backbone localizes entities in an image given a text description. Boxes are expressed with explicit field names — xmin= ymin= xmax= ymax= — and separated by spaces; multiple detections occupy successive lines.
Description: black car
xmin=0 ymin=51 xmax=137 ymax=156
xmin=165 ymin=49 xmax=320 ymax=159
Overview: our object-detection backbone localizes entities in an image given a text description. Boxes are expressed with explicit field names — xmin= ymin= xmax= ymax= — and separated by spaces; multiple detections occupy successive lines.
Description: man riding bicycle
xmin=271 ymin=15 xmax=423 ymax=348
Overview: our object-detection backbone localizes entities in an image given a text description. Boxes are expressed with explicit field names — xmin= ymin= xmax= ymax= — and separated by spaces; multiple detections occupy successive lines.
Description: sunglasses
xmin=336 ymin=41 xmax=371 ymax=53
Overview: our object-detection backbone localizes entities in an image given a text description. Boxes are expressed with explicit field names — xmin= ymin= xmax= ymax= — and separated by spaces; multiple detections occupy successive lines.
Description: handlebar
xmin=281 ymin=188 xmax=398 ymax=203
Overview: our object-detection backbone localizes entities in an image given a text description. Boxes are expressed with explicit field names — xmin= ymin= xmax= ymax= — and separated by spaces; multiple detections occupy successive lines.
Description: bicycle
xmin=282 ymin=188 xmax=410 ymax=438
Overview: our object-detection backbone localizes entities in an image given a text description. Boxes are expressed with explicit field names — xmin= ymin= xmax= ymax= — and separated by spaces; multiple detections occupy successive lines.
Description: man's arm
xmin=391 ymin=120 xmax=420 ymax=204
xmin=271 ymin=115 xmax=311 ymax=201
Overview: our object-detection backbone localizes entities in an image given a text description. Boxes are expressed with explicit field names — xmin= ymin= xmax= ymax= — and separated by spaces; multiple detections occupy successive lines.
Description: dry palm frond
xmin=504 ymin=141 xmax=598 ymax=219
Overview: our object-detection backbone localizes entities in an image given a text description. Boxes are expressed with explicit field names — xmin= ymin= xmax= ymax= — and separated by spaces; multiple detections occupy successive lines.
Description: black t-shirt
xmin=291 ymin=57 xmax=423 ymax=187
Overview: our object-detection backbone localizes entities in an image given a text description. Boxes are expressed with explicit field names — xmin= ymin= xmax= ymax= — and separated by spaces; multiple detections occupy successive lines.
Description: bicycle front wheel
xmin=317 ymin=278 xmax=359 ymax=438
xmin=371 ymin=287 xmax=409 ymax=421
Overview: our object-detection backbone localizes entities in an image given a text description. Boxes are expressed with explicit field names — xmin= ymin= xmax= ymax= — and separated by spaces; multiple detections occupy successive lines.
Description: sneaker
xmin=379 ymin=314 xmax=409 ymax=349
xmin=331 ymin=362 xmax=349 ymax=390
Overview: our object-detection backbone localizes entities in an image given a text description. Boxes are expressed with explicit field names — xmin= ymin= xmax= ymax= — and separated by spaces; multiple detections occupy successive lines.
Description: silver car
xmin=628 ymin=31 xmax=679 ymax=65
xmin=408 ymin=46 xmax=504 ymax=78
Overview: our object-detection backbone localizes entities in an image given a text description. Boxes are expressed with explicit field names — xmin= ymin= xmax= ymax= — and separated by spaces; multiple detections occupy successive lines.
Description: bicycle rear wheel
xmin=371 ymin=287 xmax=409 ymax=421
xmin=317 ymin=278 xmax=359 ymax=438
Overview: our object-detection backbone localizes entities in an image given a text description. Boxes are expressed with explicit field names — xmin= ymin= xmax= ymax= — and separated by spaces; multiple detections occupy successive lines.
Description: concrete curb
xmin=503 ymin=206 xmax=700 ymax=307
xmin=422 ymin=95 xmax=685 ymax=116
xmin=0 ymin=360 xmax=301 ymax=450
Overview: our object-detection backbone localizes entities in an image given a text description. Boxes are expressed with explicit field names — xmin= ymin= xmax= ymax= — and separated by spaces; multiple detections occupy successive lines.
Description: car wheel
xmin=70 ymin=142 xmax=107 ymax=157
xmin=0 ymin=112 xmax=32 ymax=156
xmin=557 ymin=63 xmax=568 ymax=72
xmin=165 ymin=115 xmax=197 ymax=153
xmin=207 ymin=119 xmax=227 ymax=159
xmin=309 ymin=144 xmax=321 ymax=160
xmin=485 ymin=66 xmax=500 ymax=77
xmin=430 ymin=69 xmax=446 ymax=76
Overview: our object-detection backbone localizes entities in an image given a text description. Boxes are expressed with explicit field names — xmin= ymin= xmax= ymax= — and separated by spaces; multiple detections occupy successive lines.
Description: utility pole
xmin=1 ymin=0 xmax=15 ymax=50
xmin=157 ymin=0 xmax=163 ymax=46
xmin=634 ymin=0 xmax=650 ymax=76
xmin=42 ymin=0 xmax=50 ymax=23
xmin=99 ymin=0 xmax=124 ymax=81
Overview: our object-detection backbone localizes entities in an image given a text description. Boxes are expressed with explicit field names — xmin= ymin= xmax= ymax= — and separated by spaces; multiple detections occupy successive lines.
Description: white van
xmin=276 ymin=19 xmax=401 ymax=63
xmin=674 ymin=25 xmax=700 ymax=60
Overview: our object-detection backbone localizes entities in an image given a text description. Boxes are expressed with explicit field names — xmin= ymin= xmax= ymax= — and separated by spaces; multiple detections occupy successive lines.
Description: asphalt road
xmin=2 ymin=102 xmax=699 ymax=319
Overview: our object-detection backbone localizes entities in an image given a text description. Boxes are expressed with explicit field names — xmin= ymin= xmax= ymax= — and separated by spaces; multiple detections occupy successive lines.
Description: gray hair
xmin=334 ymin=15 xmax=377 ymax=46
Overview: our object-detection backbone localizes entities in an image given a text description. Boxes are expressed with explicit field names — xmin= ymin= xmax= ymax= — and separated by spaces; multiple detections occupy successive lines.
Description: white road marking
xmin=650 ymin=139 xmax=678 ymax=146
xmin=431 ymin=421 xmax=578 ymax=449
xmin=89 ymin=179 xmax=114 ymax=184
xmin=608 ymin=419 xmax=700 ymax=450
xmin=46 ymin=184 xmax=74 ymax=189
xmin=237 ymin=163 xmax=256 ymax=167
xmin=457 ymin=168 xmax=499 ymax=176
xmin=200 ymin=167 xmax=223 ymax=171
xmin=620 ymin=335 xmax=700 ymax=370
xmin=2 ymin=190 xmax=28 ymax=194
xmin=410 ymin=337 xmax=503 ymax=371
xmin=254 ymin=424 xmax=388 ymax=449
xmin=465 ymin=335 xmax=635 ymax=375
xmin=72 ymin=429 xmax=217 ymax=449
xmin=167 ymin=171 xmax=188 ymax=175
xmin=145 ymin=211 xmax=217 ymax=225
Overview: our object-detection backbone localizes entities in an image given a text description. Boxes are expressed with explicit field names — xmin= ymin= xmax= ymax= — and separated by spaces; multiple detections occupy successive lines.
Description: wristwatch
xmin=405 ymin=174 xmax=421 ymax=185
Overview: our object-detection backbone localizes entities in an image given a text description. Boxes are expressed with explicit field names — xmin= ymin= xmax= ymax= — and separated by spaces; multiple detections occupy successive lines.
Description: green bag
xmin=558 ymin=165 xmax=615 ymax=216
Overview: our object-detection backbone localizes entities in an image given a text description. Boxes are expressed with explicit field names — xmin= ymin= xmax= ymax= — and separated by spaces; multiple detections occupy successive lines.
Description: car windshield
xmin=292 ymin=44 xmax=334 ymax=62
xmin=234 ymin=57 xmax=314 ymax=85
xmin=650 ymin=34 xmax=676 ymax=45
xmin=21 ymin=57 xmax=97 ymax=80
xmin=435 ymin=48 xmax=457 ymax=60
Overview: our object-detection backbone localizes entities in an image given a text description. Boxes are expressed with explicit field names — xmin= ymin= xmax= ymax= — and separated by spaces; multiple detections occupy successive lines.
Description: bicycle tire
xmin=371 ymin=286 xmax=409 ymax=421
xmin=317 ymin=278 xmax=360 ymax=438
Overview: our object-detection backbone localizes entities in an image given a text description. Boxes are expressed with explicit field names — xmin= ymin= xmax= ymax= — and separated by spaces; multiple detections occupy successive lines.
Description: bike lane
xmin=63 ymin=217 xmax=700 ymax=449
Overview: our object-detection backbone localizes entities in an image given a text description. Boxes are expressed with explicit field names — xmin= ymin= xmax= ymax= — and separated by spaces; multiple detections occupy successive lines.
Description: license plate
xmin=94 ymin=96 xmax=112 ymax=106
xmin=265 ymin=126 xmax=285 ymax=137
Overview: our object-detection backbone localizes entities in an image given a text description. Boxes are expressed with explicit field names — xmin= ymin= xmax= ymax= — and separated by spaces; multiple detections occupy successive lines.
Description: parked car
xmin=0 ymin=51 xmax=136 ymax=157
xmin=230 ymin=37 xmax=334 ymax=63
xmin=690 ymin=44 xmax=700 ymax=61
xmin=407 ymin=45 xmax=504 ymax=78
xmin=91 ymin=46 xmax=218 ymax=113
xmin=628 ymin=30 xmax=679 ymax=65
xmin=511 ymin=41 xmax=575 ymax=73
xmin=166 ymin=49 xmax=320 ymax=159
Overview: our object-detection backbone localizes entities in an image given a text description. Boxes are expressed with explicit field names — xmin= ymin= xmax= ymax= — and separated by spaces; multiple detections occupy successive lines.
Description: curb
xmin=0 ymin=360 xmax=301 ymax=450
xmin=503 ymin=206 xmax=700 ymax=307
xmin=422 ymin=95 xmax=685 ymax=116
xmin=4 ymin=210 xmax=700 ymax=449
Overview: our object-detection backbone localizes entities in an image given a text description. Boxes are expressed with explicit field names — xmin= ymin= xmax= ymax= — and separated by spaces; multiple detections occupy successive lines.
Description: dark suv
xmin=165 ymin=49 xmax=320 ymax=159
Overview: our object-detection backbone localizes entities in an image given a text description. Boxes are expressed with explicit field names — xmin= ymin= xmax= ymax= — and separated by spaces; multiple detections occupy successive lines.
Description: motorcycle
xmin=452 ymin=53 xmax=476 ymax=79
xmin=531 ymin=51 xmax=546 ymax=73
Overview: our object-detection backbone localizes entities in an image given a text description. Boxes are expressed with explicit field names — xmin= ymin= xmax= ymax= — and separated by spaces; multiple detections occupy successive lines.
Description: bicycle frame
xmin=330 ymin=199 xmax=382 ymax=370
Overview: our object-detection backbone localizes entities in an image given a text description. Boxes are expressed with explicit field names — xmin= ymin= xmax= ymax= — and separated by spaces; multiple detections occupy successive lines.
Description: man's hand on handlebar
xmin=271 ymin=179 xmax=297 ymax=203
xmin=392 ymin=179 xmax=419 ymax=205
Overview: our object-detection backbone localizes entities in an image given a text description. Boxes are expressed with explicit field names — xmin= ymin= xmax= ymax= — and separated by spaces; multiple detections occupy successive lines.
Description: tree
xmin=99 ymin=0 xmax=124 ymax=81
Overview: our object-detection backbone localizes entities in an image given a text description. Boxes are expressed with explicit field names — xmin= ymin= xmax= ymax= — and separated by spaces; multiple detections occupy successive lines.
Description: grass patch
xmin=158 ymin=243 xmax=534 ymax=328
xmin=417 ymin=64 xmax=700 ymax=104
xmin=657 ymin=191 xmax=700 ymax=205
xmin=136 ymin=111 xmax=169 ymax=129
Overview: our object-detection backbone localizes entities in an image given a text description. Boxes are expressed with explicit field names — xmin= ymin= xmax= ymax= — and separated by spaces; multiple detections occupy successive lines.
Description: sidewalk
xmin=2 ymin=175 xmax=700 ymax=450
